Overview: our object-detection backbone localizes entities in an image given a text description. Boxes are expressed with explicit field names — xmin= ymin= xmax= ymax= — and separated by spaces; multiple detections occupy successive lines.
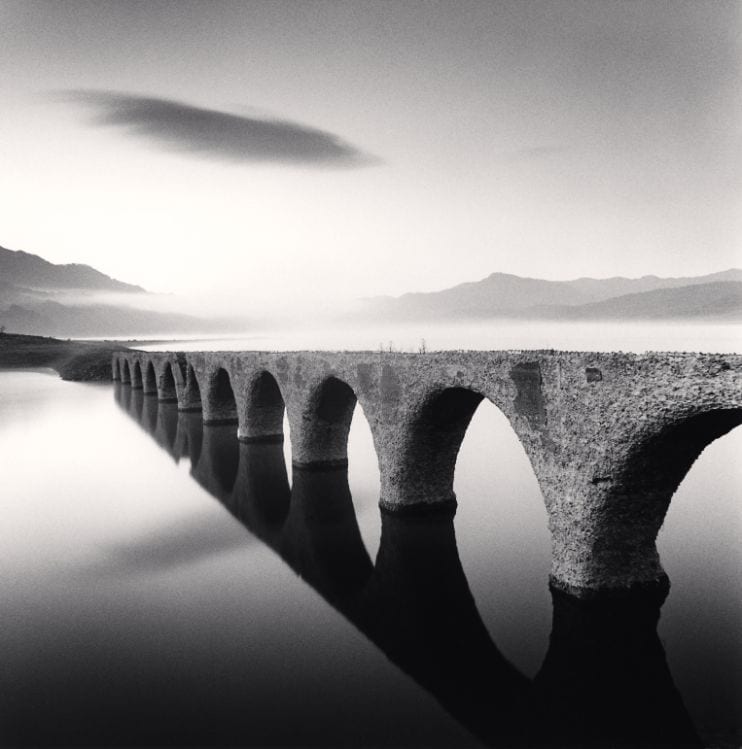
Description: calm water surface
xmin=1 ymin=330 xmax=740 ymax=746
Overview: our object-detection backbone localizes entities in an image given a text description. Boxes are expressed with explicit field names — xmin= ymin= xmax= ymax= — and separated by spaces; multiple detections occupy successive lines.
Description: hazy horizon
xmin=2 ymin=0 xmax=740 ymax=311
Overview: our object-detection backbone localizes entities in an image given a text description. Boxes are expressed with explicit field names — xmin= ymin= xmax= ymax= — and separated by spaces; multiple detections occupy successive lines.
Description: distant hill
xmin=533 ymin=281 xmax=742 ymax=321
xmin=0 ymin=243 xmax=244 ymax=337
xmin=362 ymin=269 xmax=742 ymax=321
xmin=0 ymin=245 xmax=143 ymax=293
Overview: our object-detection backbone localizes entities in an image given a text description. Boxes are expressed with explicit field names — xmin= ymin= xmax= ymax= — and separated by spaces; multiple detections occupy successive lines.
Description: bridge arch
xmin=131 ymin=360 xmax=143 ymax=389
xmin=387 ymin=387 xmax=488 ymax=510
xmin=143 ymin=360 xmax=157 ymax=395
xmin=240 ymin=370 xmax=287 ymax=444
xmin=181 ymin=365 xmax=203 ymax=412
xmin=595 ymin=407 xmax=742 ymax=587
xmin=157 ymin=361 xmax=179 ymax=403
xmin=120 ymin=358 xmax=131 ymax=384
xmin=203 ymin=367 xmax=238 ymax=426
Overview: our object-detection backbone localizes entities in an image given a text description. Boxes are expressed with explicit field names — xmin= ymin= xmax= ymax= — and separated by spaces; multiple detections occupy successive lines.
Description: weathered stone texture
xmin=113 ymin=349 xmax=742 ymax=595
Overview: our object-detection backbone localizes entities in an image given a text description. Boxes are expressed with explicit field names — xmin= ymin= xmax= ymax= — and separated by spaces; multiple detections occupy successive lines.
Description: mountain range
xmin=1 ymin=243 xmax=740 ymax=336
xmin=0 ymin=245 xmax=143 ymax=294
xmin=362 ymin=270 xmax=742 ymax=322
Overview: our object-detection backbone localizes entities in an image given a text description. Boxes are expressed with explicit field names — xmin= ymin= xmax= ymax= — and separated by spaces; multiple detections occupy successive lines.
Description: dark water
xmin=0 ymin=370 xmax=740 ymax=747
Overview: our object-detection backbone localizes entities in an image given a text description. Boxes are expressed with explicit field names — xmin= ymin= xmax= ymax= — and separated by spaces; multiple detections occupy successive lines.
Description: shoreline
xmin=0 ymin=332 xmax=132 ymax=381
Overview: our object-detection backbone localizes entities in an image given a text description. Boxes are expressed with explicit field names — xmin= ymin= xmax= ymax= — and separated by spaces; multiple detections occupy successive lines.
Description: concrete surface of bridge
xmin=112 ymin=349 xmax=742 ymax=597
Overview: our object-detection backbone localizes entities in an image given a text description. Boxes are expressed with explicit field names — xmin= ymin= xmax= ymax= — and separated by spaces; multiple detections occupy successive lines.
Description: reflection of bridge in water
xmin=116 ymin=383 xmax=704 ymax=748
xmin=113 ymin=349 xmax=742 ymax=597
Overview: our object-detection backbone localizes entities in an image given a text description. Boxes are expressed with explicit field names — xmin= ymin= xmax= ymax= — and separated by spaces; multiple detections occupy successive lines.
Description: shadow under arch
xmin=131 ymin=360 xmax=143 ymax=389
xmin=111 ymin=390 xmax=704 ymax=749
xmin=204 ymin=367 xmax=237 ymax=425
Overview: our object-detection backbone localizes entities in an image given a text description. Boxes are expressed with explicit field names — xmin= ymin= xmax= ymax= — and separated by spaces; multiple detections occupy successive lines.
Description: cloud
xmin=59 ymin=90 xmax=380 ymax=167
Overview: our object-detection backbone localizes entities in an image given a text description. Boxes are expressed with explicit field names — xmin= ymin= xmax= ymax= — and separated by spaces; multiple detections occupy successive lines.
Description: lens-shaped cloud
xmin=60 ymin=90 xmax=380 ymax=167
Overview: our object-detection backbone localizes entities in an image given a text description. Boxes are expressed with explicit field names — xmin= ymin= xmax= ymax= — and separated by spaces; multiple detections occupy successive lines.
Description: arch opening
xmin=401 ymin=387 xmax=486 ymax=506
xmin=182 ymin=365 xmax=202 ymax=412
xmin=590 ymin=408 xmax=742 ymax=585
xmin=346 ymin=396 xmax=382 ymax=561
xmin=654 ymin=415 xmax=742 ymax=745
xmin=204 ymin=367 xmax=237 ymax=426
xmin=451 ymin=396 xmax=552 ymax=678
xmin=131 ymin=361 xmax=143 ymax=389
xmin=316 ymin=377 xmax=357 ymax=426
xmin=629 ymin=409 xmax=742 ymax=503
xmin=143 ymin=361 xmax=157 ymax=396
xmin=159 ymin=362 xmax=178 ymax=403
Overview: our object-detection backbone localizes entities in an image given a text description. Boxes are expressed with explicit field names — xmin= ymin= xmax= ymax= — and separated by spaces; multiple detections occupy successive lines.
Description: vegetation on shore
xmin=0 ymin=331 xmax=129 ymax=381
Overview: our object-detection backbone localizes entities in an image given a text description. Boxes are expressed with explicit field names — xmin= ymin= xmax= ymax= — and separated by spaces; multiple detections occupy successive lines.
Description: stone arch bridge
xmin=112 ymin=349 xmax=742 ymax=597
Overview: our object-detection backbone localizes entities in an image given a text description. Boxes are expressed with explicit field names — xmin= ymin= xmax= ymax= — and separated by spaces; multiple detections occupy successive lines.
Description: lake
xmin=1 ymin=322 xmax=740 ymax=746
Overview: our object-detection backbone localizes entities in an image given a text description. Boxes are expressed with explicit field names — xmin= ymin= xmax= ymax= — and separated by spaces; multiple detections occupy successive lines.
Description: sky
xmin=0 ymin=0 xmax=740 ymax=311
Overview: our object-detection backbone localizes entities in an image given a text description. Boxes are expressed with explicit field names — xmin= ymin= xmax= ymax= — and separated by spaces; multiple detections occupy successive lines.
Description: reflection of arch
xmin=143 ymin=360 xmax=157 ymax=396
xmin=205 ymin=368 xmax=238 ymax=425
xmin=232 ymin=442 xmax=291 ymax=537
xmin=112 ymin=395 xmax=703 ymax=749
xmin=112 ymin=358 xmax=120 ymax=381
xmin=177 ymin=411 xmax=203 ymax=468
xmin=141 ymin=390 xmax=158 ymax=432
xmin=182 ymin=365 xmax=202 ymax=412
xmin=131 ymin=360 xmax=143 ymax=389
xmin=197 ymin=424 xmax=240 ymax=498
xmin=120 ymin=359 xmax=131 ymax=384
xmin=158 ymin=362 xmax=179 ymax=403
xmin=241 ymin=370 xmax=286 ymax=443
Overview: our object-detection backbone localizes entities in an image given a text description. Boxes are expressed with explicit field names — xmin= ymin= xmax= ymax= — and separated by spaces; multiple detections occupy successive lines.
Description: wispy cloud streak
xmin=59 ymin=90 xmax=380 ymax=167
